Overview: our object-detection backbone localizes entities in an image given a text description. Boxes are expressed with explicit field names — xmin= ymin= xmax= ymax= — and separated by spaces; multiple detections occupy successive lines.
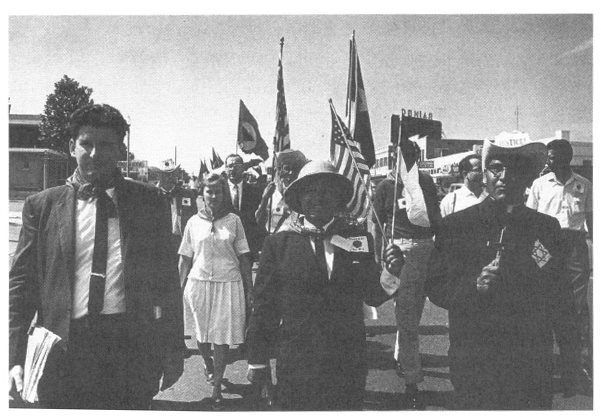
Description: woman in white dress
xmin=178 ymin=173 xmax=252 ymax=409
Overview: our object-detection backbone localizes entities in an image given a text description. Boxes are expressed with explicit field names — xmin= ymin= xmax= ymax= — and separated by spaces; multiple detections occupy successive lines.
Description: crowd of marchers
xmin=9 ymin=103 xmax=592 ymax=411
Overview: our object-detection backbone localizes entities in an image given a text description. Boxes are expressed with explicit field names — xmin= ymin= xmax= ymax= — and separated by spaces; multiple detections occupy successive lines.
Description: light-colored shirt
xmin=72 ymin=188 xmax=126 ymax=319
xmin=439 ymin=185 xmax=487 ymax=218
xmin=228 ymin=180 xmax=244 ymax=211
xmin=526 ymin=172 xmax=592 ymax=231
xmin=305 ymin=218 xmax=336 ymax=279
xmin=178 ymin=212 xmax=250 ymax=281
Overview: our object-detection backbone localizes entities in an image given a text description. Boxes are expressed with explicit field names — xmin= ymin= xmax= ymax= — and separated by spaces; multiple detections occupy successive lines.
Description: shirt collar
xmin=304 ymin=217 xmax=336 ymax=233
xmin=546 ymin=171 xmax=576 ymax=185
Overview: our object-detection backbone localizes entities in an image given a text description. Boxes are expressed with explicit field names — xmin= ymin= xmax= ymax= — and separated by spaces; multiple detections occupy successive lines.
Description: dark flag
xmin=211 ymin=148 xmax=224 ymax=169
xmin=238 ymin=100 xmax=269 ymax=160
xmin=274 ymin=37 xmax=290 ymax=153
xmin=199 ymin=159 xmax=209 ymax=179
xmin=346 ymin=31 xmax=375 ymax=168
xmin=329 ymin=99 xmax=370 ymax=220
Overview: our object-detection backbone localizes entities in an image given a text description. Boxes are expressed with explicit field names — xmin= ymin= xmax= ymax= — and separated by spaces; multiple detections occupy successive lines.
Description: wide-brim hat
xmin=482 ymin=139 xmax=547 ymax=180
xmin=284 ymin=160 xmax=353 ymax=213
xmin=275 ymin=149 xmax=307 ymax=169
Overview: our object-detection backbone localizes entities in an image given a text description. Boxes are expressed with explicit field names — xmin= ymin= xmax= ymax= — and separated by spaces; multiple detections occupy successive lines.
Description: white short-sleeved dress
xmin=178 ymin=212 xmax=250 ymax=345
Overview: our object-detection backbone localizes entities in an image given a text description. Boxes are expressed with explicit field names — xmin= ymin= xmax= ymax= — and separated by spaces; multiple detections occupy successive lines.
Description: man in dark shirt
xmin=372 ymin=143 xmax=441 ymax=409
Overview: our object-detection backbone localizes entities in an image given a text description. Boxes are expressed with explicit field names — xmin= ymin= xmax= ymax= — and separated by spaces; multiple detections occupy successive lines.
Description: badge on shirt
xmin=397 ymin=198 xmax=407 ymax=210
xmin=575 ymin=182 xmax=584 ymax=194
xmin=531 ymin=239 xmax=551 ymax=269
xmin=330 ymin=235 xmax=369 ymax=252
xmin=182 ymin=197 xmax=191 ymax=207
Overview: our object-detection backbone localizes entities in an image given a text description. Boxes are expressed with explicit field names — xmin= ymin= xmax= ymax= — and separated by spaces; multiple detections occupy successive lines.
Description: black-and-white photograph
xmin=7 ymin=7 xmax=594 ymax=411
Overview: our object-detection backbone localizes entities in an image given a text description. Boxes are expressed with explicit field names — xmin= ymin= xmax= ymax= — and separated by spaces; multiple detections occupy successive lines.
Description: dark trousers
xmin=554 ymin=230 xmax=590 ymax=380
xmin=38 ymin=314 xmax=152 ymax=410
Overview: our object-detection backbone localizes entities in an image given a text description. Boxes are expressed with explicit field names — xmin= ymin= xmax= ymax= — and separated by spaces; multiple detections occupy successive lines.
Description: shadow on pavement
xmin=363 ymin=389 xmax=455 ymax=410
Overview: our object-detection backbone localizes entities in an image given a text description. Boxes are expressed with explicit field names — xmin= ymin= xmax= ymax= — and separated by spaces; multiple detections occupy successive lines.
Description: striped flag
xmin=346 ymin=31 xmax=375 ymax=168
xmin=329 ymin=100 xmax=370 ymax=220
xmin=274 ymin=37 xmax=290 ymax=153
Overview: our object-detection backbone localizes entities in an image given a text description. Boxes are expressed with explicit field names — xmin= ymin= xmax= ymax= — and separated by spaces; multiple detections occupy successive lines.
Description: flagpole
xmin=267 ymin=37 xmax=285 ymax=234
xmin=391 ymin=133 xmax=403 ymax=243
xmin=329 ymin=99 xmax=387 ymax=245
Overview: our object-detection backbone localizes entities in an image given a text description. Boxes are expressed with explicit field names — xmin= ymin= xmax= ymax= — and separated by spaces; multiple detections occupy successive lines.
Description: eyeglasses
xmin=486 ymin=163 xmax=508 ymax=177
xmin=225 ymin=163 xmax=243 ymax=169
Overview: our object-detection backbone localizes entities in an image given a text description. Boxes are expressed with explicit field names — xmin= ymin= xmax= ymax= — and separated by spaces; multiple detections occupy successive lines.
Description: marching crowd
xmin=9 ymin=103 xmax=592 ymax=410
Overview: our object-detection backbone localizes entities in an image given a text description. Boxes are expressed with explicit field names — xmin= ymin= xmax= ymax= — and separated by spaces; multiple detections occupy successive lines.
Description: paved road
xmin=8 ymin=197 xmax=593 ymax=410
xmin=152 ymin=297 xmax=593 ymax=411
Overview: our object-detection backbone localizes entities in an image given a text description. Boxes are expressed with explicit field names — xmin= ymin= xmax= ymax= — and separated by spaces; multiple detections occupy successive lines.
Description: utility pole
xmin=515 ymin=105 xmax=520 ymax=131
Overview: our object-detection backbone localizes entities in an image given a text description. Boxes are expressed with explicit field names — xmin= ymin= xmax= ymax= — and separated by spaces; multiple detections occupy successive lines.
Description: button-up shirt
xmin=228 ymin=180 xmax=243 ymax=211
xmin=526 ymin=172 xmax=592 ymax=231
xmin=440 ymin=185 xmax=488 ymax=218
xmin=72 ymin=188 xmax=126 ymax=319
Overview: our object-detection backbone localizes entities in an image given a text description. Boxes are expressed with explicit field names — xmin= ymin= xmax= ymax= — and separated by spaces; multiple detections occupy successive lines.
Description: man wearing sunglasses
xmin=426 ymin=140 xmax=579 ymax=410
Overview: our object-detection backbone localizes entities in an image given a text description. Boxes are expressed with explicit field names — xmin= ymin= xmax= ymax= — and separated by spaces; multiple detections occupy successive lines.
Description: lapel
xmin=57 ymin=185 xmax=77 ymax=284
xmin=115 ymin=180 xmax=134 ymax=262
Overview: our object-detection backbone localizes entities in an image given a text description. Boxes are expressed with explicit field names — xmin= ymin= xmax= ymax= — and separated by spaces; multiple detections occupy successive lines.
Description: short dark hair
xmin=69 ymin=104 xmax=129 ymax=141
xmin=547 ymin=139 xmax=573 ymax=161
xmin=225 ymin=154 xmax=243 ymax=165
xmin=458 ymin=153 xmax=480 ymax=177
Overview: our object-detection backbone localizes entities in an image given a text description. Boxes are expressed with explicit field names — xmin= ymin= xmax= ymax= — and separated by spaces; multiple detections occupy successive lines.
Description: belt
xmin=71 ymin=313 xmax=127 ymax=330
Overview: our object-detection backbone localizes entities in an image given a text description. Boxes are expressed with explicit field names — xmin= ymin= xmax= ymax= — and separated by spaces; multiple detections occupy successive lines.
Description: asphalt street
xmin=152 ymin=296 xmax=593 ymax=411
xmin=8 ymin=198 xmax=593 ymax=411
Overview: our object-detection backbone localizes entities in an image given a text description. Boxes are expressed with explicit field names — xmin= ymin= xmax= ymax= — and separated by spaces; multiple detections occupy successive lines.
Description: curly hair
xmin=69 ymin=104 xmax=129 ymax=141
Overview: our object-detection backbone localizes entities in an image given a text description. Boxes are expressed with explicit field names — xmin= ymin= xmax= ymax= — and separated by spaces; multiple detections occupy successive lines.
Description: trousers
xmin=38 ymin=314 xmax=153 ymax=410
xmin=392 ymin=237 xmax=434 ymax=385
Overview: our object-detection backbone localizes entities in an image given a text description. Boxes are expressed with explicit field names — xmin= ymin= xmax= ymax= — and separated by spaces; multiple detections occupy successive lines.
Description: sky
xmin=7 ymin=12 xmax=593 ymax=175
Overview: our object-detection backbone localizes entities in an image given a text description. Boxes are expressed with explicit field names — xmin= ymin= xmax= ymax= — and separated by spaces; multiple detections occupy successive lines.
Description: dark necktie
xmin=232 ymin=184 xmax=240 ymax=211
xmin=313 ymin=235 xmax=329 ymax=283
xmin=88 ymin=190 xmax=115 ymax=317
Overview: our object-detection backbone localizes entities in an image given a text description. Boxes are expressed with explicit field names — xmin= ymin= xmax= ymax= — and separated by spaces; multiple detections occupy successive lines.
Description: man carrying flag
xmin=372 ymin=136 xmax=441 ymax=410
xmin=238 ymin=100 xmax=269 ymax=161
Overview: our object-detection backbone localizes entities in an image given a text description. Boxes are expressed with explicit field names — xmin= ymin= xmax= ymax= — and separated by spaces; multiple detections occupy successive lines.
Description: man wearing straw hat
xmin=246 ymin=160 xmax=404 ymax=410
xmin=426 ymin=140 xmax=579 ymax=410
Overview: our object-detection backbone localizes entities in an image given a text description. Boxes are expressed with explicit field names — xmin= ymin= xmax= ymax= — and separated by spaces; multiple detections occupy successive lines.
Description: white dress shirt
xmin=72 ymin=188 xmax=126 ymax=319
xmin=439 ymin=185 xmax=487 ymax=218
xmin=228 ymin=180 xmax=244 ymax=211
xmin=527 ymin=172 xmax=592 ymax=231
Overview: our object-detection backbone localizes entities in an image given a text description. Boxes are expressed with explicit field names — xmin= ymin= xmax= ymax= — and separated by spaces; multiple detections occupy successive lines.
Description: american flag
xmin=329 ymin=100 xmax=370 ymax=220
xmin=345 ymin=32 xmax=375 ymax=168
xmin=274 ymin=37 xmax=290 ymax=152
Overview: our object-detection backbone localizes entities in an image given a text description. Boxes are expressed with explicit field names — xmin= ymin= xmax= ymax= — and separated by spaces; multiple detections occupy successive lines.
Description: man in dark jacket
xmin=425 ymin=140 xmax=579 ymax=410
xmin=223 ymin=154 xmax=266 ymax=261
xmin=246 ymin=160 xmax=404 ymax=410
xmin=9 ymin=104 xmax=184 ymax=409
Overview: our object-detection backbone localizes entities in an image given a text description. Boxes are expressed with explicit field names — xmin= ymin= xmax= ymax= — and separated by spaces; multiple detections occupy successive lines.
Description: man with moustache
xmin=425 ymin=140 xmax=579 ymax=410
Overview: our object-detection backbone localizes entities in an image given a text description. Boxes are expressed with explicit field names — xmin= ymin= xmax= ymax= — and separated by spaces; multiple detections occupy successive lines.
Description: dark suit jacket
xmin=425 ymin=198 xmax=578 ymax=409
xmin=9 ymin=177 xmax=184 ymax=397
xmin=224 ymin=180 xmax=266 ymax=258
xmin=246 ymin=220 xmax=389 ymax=410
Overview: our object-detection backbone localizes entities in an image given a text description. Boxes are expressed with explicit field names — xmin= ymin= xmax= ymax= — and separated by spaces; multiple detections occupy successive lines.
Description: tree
xmin=39 ymin=75 xmax=94 ymax=155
